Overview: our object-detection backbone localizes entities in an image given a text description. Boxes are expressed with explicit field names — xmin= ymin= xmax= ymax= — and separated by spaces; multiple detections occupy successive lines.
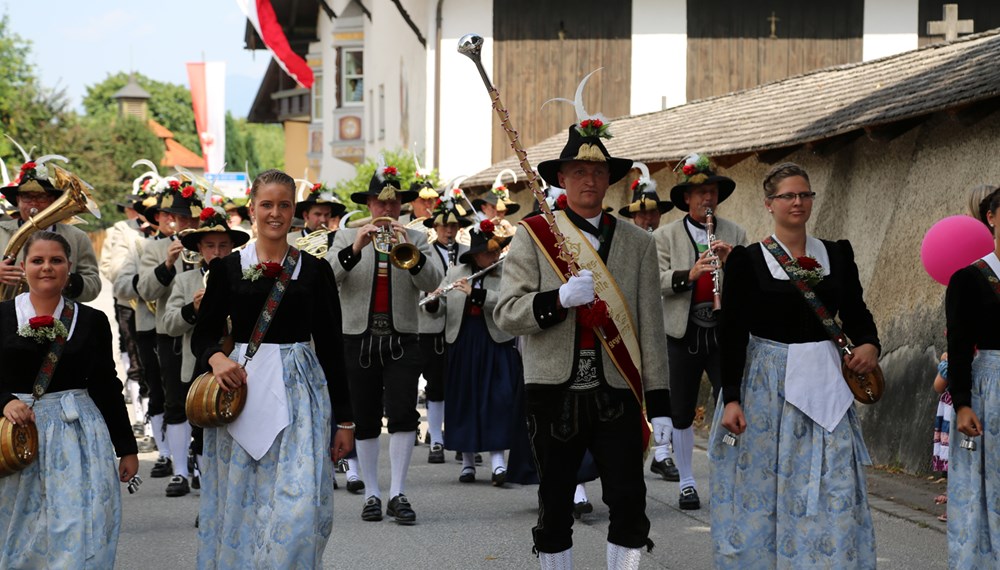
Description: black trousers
xmin=136 ymin=330 xmax=162 ymax=416
xmin=420 ymin=333 xmax=447 ymax=402
xmin=114 ymin=302 xmax=143 ymax=385
xmin=667 ymin=325 xmax=722 ymax=430
xmin=344 ymin=334 xmax=422 ymax=440
xmin=157 ymin=334 xmax=190 ymax=425
xmin=526 ymin=387 xmax=651 ymax=553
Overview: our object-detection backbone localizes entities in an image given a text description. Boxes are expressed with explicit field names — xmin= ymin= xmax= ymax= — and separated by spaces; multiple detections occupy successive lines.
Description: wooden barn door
xmin=687 ymin=0 xmax=863 ymax=102
xmin=492 ymin=0 xmax=632 ymax=165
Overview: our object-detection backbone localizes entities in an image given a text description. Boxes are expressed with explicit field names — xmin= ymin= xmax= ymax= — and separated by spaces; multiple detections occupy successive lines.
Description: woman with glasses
xmin=708 ymin=162 xmax=881 ymax=568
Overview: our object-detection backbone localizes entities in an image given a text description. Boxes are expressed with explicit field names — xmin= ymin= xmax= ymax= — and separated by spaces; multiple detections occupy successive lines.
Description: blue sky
xmin=3 ymin=1 xmax=270 ymax=117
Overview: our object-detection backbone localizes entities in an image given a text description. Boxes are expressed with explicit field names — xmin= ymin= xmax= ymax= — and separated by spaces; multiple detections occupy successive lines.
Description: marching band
xmin=7 ymin=32 xmax=982 ymax=570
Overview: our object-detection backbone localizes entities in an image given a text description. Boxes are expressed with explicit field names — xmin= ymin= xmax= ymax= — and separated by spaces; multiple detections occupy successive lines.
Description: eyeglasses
xmin=768 ymin=192 xmax=816 ymax=202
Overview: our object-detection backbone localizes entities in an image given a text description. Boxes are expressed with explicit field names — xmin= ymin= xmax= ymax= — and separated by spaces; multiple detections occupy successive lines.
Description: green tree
xmin=82 ymin=71 xmax=200 ymax=152
xmin=224 ymin=112 xmax=259 ymax=174
xmin=245 ymin=122 xmax=284 ymax=171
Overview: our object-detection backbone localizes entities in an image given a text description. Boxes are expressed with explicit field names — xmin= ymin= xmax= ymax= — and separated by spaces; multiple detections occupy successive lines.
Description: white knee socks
xmin=389 ymin=431 xmax=415 ymax=497
xmin=150 ymin=414 xmax=169 ymax=459
xmin=166 ymin=422 xmax=192 ymax=477
xmin=346 ymin=457 xmax=361 ymax=481
xmin=490 ymin=450 xmax=506 ymax=473
xmin=462 ymin=452 xmax=476 ymax=471
xmin=356 ymin=437 xmax=381 ymax=499
xmin=674 ymin=426 xmax=696 ymax=490
xmin=653 ymin=443 xmax=671 ymax=462
xmin=539 ymin=548 xmax=573 ymax=570
xmin=427 ymin=400 xmax=444 ymax=445
xmin=126 ymin=380 xmax=142 ymax=424
xmin=606 ymin=543 xmax=641 ymax=570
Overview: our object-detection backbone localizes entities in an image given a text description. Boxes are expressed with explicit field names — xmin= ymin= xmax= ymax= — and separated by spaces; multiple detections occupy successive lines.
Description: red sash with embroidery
xmin=521 ymin=214 xmax=651 ymax=447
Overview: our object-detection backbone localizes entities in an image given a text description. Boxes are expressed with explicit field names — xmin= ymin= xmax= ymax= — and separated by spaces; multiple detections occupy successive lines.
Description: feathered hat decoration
xmin=489 ymin=169 xmax=518 ymax=213
xmin=374 ymin=153 xmax=401 ymax=200
xmin=444 ymin=176 xmax=469 ymax=217
xmin=631 ymin=162 xmax=657 ymax=193
xmin=295 ymin=178 xmax=336 ymax=203
xmin=4 ymin=135 xmax=69 ymax=188
xmin=542 ymin=69 xmax=612 ymax=139
xmin=411 ymin=147 xmax=438 ymax=200
xmin=673 ymin=153 xmax=713 ymax=185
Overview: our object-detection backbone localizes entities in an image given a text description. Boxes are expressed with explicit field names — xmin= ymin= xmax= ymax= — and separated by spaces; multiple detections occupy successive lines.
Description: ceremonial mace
xmin=457 ymin=34 xmax=582 ymax=277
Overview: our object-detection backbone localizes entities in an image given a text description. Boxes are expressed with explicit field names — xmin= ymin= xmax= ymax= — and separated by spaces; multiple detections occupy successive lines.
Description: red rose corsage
xmin=555 ymin=194 xmax=568 ymax=211
xmin=796 ymin=256 xmax=820 ymax=270
xmin=181 ymin=185 xmax=195 ymax=199
xmin=169 ymin=180 xmax=181 ymax=190
xmin=479 ymin=219 xmax=495 ymax=234
xmin=29 ymin=315 xmax=55 ymax=329
xmin=261 ymin=262 xmax=282 ymax=278
xmin=199 ymin=208 xmax=215 ymax=221
xmin=682 ymin=164 xmax=697 ymax=176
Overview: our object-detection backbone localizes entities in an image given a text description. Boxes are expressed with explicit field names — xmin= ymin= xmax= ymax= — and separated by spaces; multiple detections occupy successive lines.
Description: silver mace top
xmin=457 ymin=34 xmax=492 ymax=91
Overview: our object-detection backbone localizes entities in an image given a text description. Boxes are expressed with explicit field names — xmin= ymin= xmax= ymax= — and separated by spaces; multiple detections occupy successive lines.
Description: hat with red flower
xmin=669 ymin=153 xmax=736 ymax=212
xmin=409 ymin=149 xmax=440 ymax=200
xmin=459 ymin=217 xmax=511 ymax=264
xmin=178 ymin=204 xmax=250 ymax=252
xmin=423 ymin=190 xmax=472 ymax=229
xmin=0 ymin=136 xmax=90 ymax=207
xmin=472 ymin=169 xmax=522 ymax=216
xmin=536 ymin=70 xmax=633 ymax=189
xmin=619 ymin=162 xmax=673 ymax=218
xmin=351 ymin=154 xmax=418 ymax=205
xmin=295 ymin=178 xmax=346 ymax=220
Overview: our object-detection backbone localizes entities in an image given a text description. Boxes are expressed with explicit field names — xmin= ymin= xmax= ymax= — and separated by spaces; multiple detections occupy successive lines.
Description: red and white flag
xmin=187 ymin=61 xmax=227 ymax=173
xmin=236 ymin=0 xmax=314 ymax=89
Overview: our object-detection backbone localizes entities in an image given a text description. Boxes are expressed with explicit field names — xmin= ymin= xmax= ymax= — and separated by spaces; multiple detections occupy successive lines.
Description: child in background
xmin=932 ymin=350 xmax=952 ymax=522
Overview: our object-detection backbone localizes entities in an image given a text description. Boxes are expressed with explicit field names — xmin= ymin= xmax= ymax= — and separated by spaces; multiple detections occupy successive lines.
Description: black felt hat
xmin=459 ymin=219 xmax=511 ymax=265
xmin=472 ymin=168 xmax=522 ymax=215
xmin=537 ymin=126 xmax=632 ymax=190
xmin=423 ymin=196 xmax=473 ymax=228
xmin=1 ymin=144 xmax=70 ymax=205
xmin=144 ymin=179 xmax=204 ymax=221
xmin=618 ymin=163 xmax=673 ymax=217
xmin=350 ymin=161 xmax=417 ymax=205
xmin=669 ymin=154 xmax=735 ymax=212
xmin=295 ymin=181 xmax=347 ymax=219
xmin=179 ymin=206 xmax=251 ymax=251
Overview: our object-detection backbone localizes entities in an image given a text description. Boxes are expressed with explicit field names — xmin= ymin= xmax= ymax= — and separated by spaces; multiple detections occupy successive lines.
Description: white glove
xmin=651 ymin=416 xmax=673 ymax=445
xmin=558 ymin=270 xmax=594 ymax=308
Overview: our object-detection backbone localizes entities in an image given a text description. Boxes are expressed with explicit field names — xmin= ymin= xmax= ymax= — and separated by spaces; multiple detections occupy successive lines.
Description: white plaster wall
xmin=434 ymin=0 xmax=493 ymax=182
xmin=631 ymin=0 xmax=686 ymax=114
xmin=317 ymin=8 xmax=363 ymax=185
xmin=363 ymin=0 xmax=430 ymax=160
xmin=863 ymin=0 xmax=919 ymax=61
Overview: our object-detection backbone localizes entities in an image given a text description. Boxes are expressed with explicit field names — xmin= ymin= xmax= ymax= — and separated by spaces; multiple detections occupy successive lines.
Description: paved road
xmin=94 ymin=278 xmax=947 ymax=569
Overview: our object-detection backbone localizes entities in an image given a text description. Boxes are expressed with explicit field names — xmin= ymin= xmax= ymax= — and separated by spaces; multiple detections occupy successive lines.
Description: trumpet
xmin=371 ymin=216 xmax=420 ymax=270
xmin=704 ymin=207 xmax=722 ymax=312
xmin=419 ymin=255 xmax=506 ymax=307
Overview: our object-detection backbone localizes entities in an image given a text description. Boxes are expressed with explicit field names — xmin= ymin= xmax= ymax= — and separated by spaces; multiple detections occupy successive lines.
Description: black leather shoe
xmin=346 ymin=478 xmax=365 ymax=494
xmin=573 ymin=501 xmax=593 ymax=519
xmin=150 ymin=457 xmax=172 ymax=478
xmin=428 ymin=443 xmax=445 ymax=464
xmin=166 ymin=475 xmax=190 ymax=497
xmin=679 ymin=486 xmax=701 ymax=510
xmin=459 ymin=467 xmax=476 ymax=483
xmin=650 ymin=458 xmax=680 ymax=482
xmin=191 ymin=474 xmax=201 ymax=490
xmin=474 ymin=453 xmax=483 ymax=465
xmin=491 ymin=467 xmax=506 ymax=487
xmin=387 ymin=494 xmax=416 ymax=525
xmin=362 ymin=496 xmax=383 ymax=521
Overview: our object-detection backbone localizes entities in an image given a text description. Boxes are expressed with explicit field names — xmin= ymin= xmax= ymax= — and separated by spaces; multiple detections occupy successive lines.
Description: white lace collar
xmin=980 ymin=251 xmax=1000 ymax=276
xmin=760 ymin=234 xmax=831 ymax=281
xmin=15 ymin=292 xmax=79 ymax=340
xmin=239 ymin=241 xmax=302 ymax=280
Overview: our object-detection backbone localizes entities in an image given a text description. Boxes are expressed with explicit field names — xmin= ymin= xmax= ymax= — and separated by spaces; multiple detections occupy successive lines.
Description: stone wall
xmin=506 ymin=109 xmax=1000 ymax=474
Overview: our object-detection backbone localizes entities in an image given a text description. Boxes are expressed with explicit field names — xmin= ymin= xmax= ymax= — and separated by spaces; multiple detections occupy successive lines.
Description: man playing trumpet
xmin=329 ymin=160 xmax=442 ymax=525
xmin=653 ymin=153 xmax=747 ymax=510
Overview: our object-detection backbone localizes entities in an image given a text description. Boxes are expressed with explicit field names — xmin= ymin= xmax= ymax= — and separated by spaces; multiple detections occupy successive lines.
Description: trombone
xmin=370 ymin=216 xmax=420 ymax=270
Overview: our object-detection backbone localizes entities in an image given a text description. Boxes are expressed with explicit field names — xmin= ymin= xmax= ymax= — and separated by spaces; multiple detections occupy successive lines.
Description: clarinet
xmin=704 ymin=207 xmax=722 ymax=312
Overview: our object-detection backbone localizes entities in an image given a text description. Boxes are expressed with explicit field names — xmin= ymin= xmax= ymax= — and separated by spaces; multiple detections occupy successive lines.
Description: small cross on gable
xmin=928 ymin=4 xmax=974 ymax=42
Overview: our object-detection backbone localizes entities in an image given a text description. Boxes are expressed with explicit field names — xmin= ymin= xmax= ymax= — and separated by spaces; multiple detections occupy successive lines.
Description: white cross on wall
xmin=927 ymin=3 xmax=974 ymax=42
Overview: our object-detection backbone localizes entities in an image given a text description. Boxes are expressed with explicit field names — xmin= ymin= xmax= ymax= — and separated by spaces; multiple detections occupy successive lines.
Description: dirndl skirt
xmin=0 ymin=389 xmax=121 ymax=569
xmin=708 ymin=336 xmax=875 ymax=569
xmin=197 ymin=343 xmax=334 ymax=569
xmin=443 ymin=315 xmax=523 ymax=453
xmin=948 ymin=349 xmax=1000 ymax=568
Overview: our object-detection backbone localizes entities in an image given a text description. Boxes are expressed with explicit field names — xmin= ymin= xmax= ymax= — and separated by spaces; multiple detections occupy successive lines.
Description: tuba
xmin=371 ymin=216 xmax=420 ymax=270
xmin=0 ymin=165 xmax=101 ymax=300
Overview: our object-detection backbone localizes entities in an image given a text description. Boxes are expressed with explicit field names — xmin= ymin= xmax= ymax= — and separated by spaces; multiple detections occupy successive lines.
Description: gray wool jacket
xmin=137 ymin=237 xmax=196 ymax=334
xmin=161 ymin=268 xmax=205 ymax=383
xmin=329 ymin=226 xmax=443 ymax=336
xmin=493 ymin=218 xmax=670 ymax=417
xmin=653 ymin=216 xmax=748 ymax=339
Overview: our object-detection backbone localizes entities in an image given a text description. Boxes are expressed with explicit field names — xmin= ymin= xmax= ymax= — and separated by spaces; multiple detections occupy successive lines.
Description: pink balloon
xmin=921 ymin=215 xmax=995 ymax=285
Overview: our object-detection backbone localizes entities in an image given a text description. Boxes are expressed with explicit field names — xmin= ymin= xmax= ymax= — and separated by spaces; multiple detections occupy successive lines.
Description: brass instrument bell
xmin=371 ymin=216 xmax=419 ymax=270
xmin=295 ymin=227 xmax=334 ymax=258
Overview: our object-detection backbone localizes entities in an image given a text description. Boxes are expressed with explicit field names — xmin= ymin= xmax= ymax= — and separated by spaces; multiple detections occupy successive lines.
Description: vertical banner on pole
xmin=187 ymin=61 xmax=227 ymax=173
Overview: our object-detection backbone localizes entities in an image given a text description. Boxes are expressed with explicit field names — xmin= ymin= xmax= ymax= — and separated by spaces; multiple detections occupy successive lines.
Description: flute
xmin=419 ymin=256 xmax=506 ymax=307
